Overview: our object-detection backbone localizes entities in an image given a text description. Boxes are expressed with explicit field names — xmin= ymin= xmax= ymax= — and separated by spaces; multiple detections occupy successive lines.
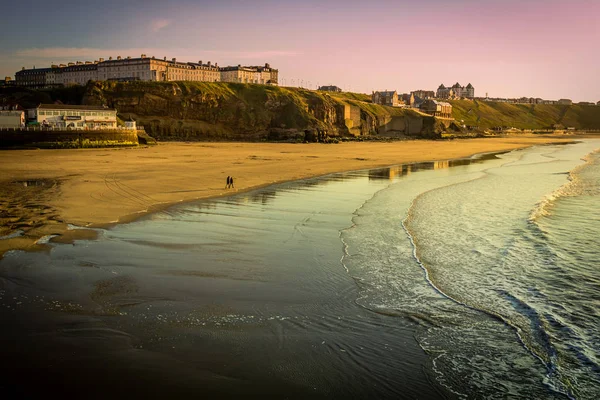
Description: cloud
xmin=15 ymin=47 xmax=175 ymax=60
xmin=151 ymin=19 xmax=172 ymax=32
xmin=202 ymin=50 xmax=299 ymax=59
xmin=14 ymin=47 xmax=299 ymax=62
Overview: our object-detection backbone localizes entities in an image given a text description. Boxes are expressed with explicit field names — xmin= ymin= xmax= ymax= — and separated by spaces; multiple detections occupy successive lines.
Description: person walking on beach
xmin=226 ymin=176 xmax=231 ymax=189
xmin=229 ymin=176 xmax=234 ymax=188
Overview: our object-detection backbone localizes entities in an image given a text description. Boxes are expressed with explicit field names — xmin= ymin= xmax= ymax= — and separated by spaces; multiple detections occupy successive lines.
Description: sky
xmin=1 ymin=0 xmax=599 ymax=101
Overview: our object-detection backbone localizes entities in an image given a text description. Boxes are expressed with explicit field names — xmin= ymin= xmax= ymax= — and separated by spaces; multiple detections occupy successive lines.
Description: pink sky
xmin=3 ymin=0 xmax=599 ymax=101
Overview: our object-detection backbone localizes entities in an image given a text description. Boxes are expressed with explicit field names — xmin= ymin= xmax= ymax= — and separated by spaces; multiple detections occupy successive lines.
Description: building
xmin=436 ymin=82 xmax=474 ymax=99
xmin=372 ymin=90 xmax=399 ymax=107
xmin=56 ymin=62 xmax=99 ymax=86
xmin=124 ymin=120 xmax=137 ymax=130
xmin=401 ymin=93 xmax=414 ymax=107
xmin=220 ymin=63 xmax=278 ymax=84
xmin=15 ymin=55 xmax=274 ymax=87
xmin=27 ymin=104 xmax=117 ymax=130
xmin=557 ymin=99 xmax=573 ymax=105
xmin=597 ymin=101 xmax=600 ymax=106
xmin=420 ymin=99 xmax=453 ymax=118
xmin=15 ymin=67 xmax=56 ymax=88
xmin=436 ymin=84 xmax=455 ymax=99
xmin=0 ymin=77 xmax=13 ymax=86
xmin=318 ymin=85 xmax=342 ymax=92
xmin=411 ymin=90 xmax=435 ymax=99
xmin=0 ymin=106 xmax=25 ymax=128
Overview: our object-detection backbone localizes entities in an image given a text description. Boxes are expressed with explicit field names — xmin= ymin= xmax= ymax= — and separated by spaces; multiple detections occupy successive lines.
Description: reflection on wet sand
xmin=368 ymin=152 xmax=504 ymax=181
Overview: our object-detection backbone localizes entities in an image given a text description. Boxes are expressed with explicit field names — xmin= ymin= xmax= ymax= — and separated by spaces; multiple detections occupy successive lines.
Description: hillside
xmin=82 ymin=81 xmax=437 ymax=140
xmin=4 ymin=83 xmax=599 ymax=141
xmin=449 ymin=99 xmax=600 ymax=130
xmin=0 ymin=82 xmax=437 ymax=141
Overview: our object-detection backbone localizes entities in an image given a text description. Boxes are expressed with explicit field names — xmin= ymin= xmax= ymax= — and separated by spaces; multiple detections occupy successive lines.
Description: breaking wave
xmin=529 ymin=150 xmax=600 ymax=221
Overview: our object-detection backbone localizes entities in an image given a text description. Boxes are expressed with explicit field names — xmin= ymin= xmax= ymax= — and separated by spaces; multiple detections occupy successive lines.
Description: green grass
xmin=449 ymin=99 xmax=600 ymax=129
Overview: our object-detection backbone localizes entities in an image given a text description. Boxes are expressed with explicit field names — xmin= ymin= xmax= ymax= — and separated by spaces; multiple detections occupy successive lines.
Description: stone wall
xmin=379 ymin=116 xmax=424 ymax=135
xmin=0 ymin=130 xmax=139 ymax=148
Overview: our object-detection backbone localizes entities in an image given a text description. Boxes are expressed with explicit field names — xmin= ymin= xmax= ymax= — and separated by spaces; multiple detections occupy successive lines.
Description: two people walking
xmin=226 ymin=176 xmax=235 ymax=189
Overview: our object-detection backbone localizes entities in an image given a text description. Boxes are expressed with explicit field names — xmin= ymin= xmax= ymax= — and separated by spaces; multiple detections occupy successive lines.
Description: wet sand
xmin=0 ymin=136 xmax=589 ymax=257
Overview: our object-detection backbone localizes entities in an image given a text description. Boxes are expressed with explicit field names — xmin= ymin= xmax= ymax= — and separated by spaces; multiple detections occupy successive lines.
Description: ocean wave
xmin=529 ymin=150 xmax=600 ymax=222
xmin=402 ymin=178 xmax=579 ymax=399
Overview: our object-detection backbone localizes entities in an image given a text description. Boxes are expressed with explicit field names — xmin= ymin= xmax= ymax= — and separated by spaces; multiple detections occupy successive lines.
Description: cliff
xmin=80 ymin=81 xmax=438 ymax=141
xmin=449 ymin=99 xmax=600 ymax=130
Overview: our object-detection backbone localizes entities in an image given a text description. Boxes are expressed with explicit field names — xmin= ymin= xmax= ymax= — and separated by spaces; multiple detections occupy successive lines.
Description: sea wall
xmin=0 ymin=130 xmax=139 ymax=148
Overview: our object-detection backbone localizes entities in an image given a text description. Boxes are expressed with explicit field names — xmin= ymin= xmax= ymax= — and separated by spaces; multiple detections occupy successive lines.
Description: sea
xmin=0 ymin=139 xmax=599 ymax=399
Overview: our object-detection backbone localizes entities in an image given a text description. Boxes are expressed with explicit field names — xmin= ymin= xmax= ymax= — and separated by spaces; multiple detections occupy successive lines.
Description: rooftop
xmin=374 ymin=90 xmax=397 ymax=96
xmin=36 ymin=104 xmax=115 ymax=111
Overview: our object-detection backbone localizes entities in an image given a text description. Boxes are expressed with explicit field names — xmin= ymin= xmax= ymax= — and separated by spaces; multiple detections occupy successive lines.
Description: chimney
xmin=265 ymin=63 xmax=270 ymax=68
xmin=207 ymin=61 xmax=211 ymax=66
xmin=172 ymin=58 xmax=176 ymax=62
xmin=164 ymin=56 xmax=167 ymax=61
xmin=215 ymin=63 xmax=218 ymax=67
xmin=199 ymin=60 xmax=202 ymax=65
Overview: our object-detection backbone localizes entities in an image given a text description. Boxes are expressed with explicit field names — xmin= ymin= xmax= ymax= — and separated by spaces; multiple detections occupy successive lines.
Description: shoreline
xmin=0 ymin=135 xmax=597 ymax=258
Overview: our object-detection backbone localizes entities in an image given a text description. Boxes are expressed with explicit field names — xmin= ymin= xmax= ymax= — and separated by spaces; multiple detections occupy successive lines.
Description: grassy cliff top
xmin=449 ymin=99 xmax=600 ymax=130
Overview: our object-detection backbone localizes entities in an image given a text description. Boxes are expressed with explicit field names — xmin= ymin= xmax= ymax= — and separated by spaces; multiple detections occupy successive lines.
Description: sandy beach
xmin=0 ymin=136 xmax=588 ymax=256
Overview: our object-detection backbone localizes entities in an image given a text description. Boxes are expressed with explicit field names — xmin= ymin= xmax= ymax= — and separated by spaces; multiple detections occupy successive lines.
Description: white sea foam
xmin=0 ymin=230 xmax=24 ymax=240
xmin=529 ymin=150 xmax=599 ymax=222
xmin=35 ymin=234 xmax=59 ymax=244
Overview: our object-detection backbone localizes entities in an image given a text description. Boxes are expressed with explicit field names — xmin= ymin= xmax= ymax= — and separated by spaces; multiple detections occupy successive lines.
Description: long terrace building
xmin=28 ymin=104 xmax=117 ymax=130
xmin=15 ymin=55 xmax=277 ymax=87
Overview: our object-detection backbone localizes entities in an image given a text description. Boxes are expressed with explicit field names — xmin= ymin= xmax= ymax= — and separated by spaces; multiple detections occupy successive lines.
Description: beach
xmin=0 ymin=136 xmax=588 ymax=257
xmin=0 ymin=137 xmax=599 ymax=398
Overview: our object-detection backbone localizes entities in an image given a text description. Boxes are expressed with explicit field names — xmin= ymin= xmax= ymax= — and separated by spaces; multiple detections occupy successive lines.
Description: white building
xmin=0 ymin=110 xmax=25 ymax=128
xmin=16 ymin=55 xmax=276 ymax=87
xmin=220 ymin=63 xmax=278 ymax=84
xmin=28 ymin=104 xmax=117 ymax=130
